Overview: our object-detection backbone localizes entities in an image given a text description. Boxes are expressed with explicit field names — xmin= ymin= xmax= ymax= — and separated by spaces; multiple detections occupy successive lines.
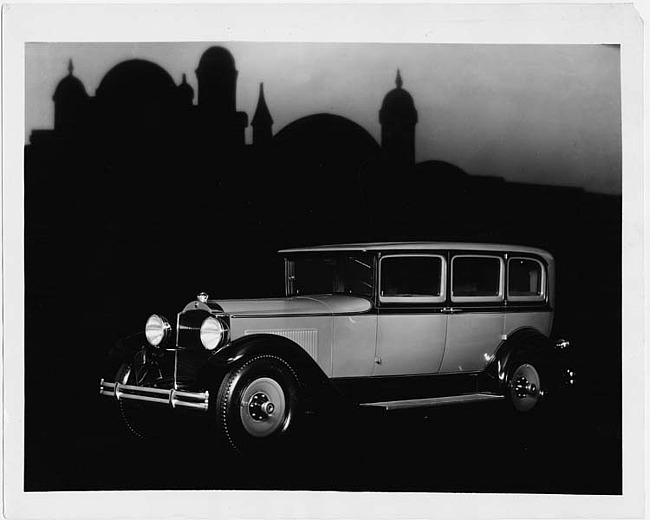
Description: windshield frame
xmin=284 ymin=251 xmax=376 ymax=299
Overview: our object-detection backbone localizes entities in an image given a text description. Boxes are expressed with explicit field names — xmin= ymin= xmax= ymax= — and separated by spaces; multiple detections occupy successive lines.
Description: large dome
xmin=96 ymin=59 xmax=176 ymax=101
xmin=197 ymin=46 xmax=236 ymax=71
xmin=94 ymin=59 xmax=183 ymax=143
xmin=274 ymin=113 xmax=379 ymax=160
xmin=269 ymin=114 xmax=381 ymax=228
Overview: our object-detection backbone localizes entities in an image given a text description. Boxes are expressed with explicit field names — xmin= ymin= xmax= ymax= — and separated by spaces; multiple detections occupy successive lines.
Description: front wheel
xmin=114 ymin=362 xmax=154 ymax=440
xmin=507 ymin=360 xmax=543 ymax=413
xmin=214 ymin=355 xmax=301 ymax=453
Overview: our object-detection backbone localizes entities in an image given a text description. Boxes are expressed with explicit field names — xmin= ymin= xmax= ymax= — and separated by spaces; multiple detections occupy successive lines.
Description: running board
xmin=360 ymin=392 xmax=504 ymax=411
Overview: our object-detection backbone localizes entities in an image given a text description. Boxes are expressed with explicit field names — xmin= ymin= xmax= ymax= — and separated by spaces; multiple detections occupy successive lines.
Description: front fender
xmin=196 ymin=334 xmax=335 ymax=403
xmin=103 ymin=331 xmax=146 ymax=379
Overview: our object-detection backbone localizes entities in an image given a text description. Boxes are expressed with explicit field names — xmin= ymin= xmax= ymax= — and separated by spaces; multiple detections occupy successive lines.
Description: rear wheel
xmin=215 ymin=355 xmax=301 ymax=453
xmin=507 ymin=360 xmax=543 ymax=413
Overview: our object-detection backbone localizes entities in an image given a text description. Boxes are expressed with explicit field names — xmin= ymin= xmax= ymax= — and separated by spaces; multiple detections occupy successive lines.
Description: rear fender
xmin=487 ymin=327 xmax=553 ymax=390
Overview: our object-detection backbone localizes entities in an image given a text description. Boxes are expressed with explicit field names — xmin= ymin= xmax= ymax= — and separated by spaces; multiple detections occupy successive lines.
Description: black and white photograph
xmin=2 ymin=3 xmax=645 ymax=519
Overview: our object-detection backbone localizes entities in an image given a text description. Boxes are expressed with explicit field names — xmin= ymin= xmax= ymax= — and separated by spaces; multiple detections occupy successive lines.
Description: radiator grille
xmin=244 ymin=329 xmax=318 ymax=360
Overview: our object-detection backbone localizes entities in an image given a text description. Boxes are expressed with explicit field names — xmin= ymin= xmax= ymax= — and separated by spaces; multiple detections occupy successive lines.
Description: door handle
xmin=442 ymin=307 xmax=462 ymax=314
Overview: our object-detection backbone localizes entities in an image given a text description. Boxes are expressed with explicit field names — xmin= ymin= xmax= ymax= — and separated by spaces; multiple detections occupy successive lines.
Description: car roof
xmin=279 ymin=241 xmax=552 ymax=258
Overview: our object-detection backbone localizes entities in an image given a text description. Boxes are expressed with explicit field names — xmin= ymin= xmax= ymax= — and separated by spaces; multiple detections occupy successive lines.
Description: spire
xmin=252 ymin=82 xmax=273 ymax=126
xmin=395 ymin=69 xmax=403 ymax=89
xmin=68 ymin=59 xmax=74 ymax=76
xmin=252 ymin=82 xmax=273 ymax=146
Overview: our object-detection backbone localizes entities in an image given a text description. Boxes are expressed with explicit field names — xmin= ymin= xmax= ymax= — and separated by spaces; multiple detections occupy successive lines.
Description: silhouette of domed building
xmin=31 ymin=46 xmax=252 ymax=151
xmin=32 ymin=46 xmax=427 ymax=166
xmin=27 ymin=46 xmax=452 ymax=246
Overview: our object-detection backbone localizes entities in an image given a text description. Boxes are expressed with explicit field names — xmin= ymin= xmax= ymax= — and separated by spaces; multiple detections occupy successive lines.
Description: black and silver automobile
xmin=100 ymin=242 xmax=575 ymax=452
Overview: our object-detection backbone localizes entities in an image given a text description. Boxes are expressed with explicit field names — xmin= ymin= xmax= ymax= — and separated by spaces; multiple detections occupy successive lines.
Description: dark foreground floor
xmin=23 ymin=281 xmax=621 ymax=494
xmin=24 ymin=382 xmax=620 ymax=494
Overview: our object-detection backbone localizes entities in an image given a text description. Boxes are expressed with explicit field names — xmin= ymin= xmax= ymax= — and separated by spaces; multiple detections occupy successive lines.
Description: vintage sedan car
xmin=100 ymin=242 xmax=575 ymax=452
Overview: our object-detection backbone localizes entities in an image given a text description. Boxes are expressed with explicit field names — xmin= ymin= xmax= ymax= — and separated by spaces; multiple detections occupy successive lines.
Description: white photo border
xmin=2 ymin=3 xmax=644 ymax=519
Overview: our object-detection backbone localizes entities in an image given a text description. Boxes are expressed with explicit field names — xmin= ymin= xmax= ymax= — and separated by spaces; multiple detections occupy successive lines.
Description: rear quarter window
xmin=508 ymin=257 xmax=546 ymax=302
xmin=451 ymin=255 xmax=504 ymax=303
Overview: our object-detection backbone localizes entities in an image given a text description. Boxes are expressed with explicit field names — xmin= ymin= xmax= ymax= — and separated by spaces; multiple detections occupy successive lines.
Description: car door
xmin=439 ymin=253 xmax=506 ymax=373
xmin=372 ymin=254 xmax=448 ymax=376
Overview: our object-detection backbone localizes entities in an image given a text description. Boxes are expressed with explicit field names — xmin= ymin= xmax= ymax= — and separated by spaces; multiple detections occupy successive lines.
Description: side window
xmin=451 ymin=256 xmax=504 ymax=302
xmin=380 ymin=255 xmax=446 ymax=303
xmin=508 ymin=258 xmax=545 ymax=301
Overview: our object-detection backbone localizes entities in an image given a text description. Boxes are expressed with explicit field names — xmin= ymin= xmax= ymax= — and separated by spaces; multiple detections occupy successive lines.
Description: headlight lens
xmin=200 ymin=316 xmax=226 ymax=351
xmin=145 ymin=314 xmax=171 ymax=347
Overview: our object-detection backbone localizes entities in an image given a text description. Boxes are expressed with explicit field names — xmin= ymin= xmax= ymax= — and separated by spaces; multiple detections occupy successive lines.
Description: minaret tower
xmin=379 ymin=69 xmax=418 ymax=166
xmin=52 ymin=59 xmax=89 ymax=134
xmin=195 ymin=46 xmax=248 ymax=147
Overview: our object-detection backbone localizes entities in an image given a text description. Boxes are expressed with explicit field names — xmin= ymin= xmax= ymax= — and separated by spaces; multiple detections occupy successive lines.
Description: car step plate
xmin=360 ymin=393 xmax=504 ymax=410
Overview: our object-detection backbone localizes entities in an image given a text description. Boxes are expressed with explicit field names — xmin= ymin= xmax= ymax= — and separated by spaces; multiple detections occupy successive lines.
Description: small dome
xmin=382 ymin=87 xmax=416 ymax=112
xmin=177 ymin=73 xmax=194 ymax=104
xmin=380 ymin=70 xmax=418 ymax=124
xmin=53 ymin=60 xmax=88 ymax=101
xmin=197 ymin=46 xmax=236 ymax=72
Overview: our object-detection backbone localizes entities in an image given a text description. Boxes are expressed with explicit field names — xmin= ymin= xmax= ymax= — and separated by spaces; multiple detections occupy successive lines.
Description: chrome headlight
xmin=145 ymin=314 xmax=171 ymax=347
xmin=200 ymin=316 xmax=227 ymax=351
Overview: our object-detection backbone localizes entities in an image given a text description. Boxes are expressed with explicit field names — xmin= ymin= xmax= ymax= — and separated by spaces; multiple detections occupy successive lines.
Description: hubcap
xmin=514 ymin=376 xmax=538 ymax=399
xmin=248 ymin=392 xmax=276 ymax=420
xmin=510 ymin=363 xmax=541 ymax=412
xmin=240 ymin=377 xmax=286 ymax=437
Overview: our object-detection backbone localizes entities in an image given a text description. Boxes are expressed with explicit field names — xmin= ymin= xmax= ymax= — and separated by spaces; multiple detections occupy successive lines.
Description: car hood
xmin=208 ymin=294 xmax=372 ymax=316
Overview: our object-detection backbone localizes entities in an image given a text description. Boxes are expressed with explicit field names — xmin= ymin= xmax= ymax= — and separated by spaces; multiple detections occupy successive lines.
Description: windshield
xmin=286 ymin=253 xmax=374 ymax=298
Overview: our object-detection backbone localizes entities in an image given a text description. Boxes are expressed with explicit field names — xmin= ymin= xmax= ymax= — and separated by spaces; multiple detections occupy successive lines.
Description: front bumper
xmin=99 ymin=379 xmax=210 ymax=412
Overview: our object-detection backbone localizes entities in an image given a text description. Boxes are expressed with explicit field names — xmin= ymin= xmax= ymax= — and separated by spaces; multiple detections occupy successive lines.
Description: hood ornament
xmin=197 ymin=292 xmax=209 ymax=303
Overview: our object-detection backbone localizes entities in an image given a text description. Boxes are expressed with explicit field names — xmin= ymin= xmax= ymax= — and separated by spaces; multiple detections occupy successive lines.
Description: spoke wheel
xmin=115 ymin=361 xmax=166 ymax=441
xmin=508 ymin=362 xmax=542 ymax=413
xmin=115 ymin=363 xmax=148 ymax=439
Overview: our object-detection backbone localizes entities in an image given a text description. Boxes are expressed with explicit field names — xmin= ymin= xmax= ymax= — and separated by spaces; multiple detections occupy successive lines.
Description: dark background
xmin=24 ymin=45 xmax=621 ymax=493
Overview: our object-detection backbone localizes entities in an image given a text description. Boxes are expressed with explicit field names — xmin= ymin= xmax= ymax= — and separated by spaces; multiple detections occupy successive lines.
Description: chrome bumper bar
xmin=99 ymin=379 xmax=209 ymax=412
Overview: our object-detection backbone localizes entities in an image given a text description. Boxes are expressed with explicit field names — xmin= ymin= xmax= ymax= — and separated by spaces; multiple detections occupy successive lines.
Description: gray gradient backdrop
xmin=26 ymin=42 xmax=621 ymax=194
